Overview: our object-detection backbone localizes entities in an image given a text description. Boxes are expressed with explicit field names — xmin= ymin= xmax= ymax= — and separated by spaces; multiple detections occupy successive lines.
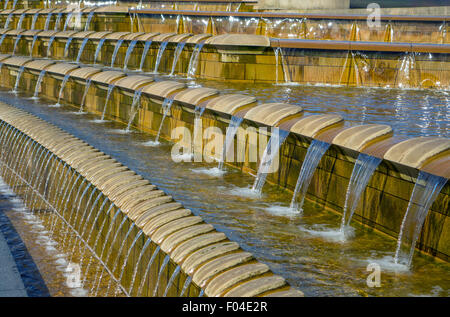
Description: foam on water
xmin=228 ymin=185 xmax=261 ymax=199
xmin=191 ymin=167 xmax=226 ymax=177
xmin=264 ymin=204 xmax=299 ymax=217
xmin=142 ymin=140 xmax=160 ymax=147
xmin=299 ymin=224 xmax=355 ymax=243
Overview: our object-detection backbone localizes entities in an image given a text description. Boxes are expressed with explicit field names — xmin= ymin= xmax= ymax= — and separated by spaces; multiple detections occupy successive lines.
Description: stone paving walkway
xmin=0 ymin=228 xmax=27 ymax=297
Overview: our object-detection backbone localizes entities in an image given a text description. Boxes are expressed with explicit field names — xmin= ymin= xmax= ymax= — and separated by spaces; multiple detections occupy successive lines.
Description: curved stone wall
xmin=0 ymin=26 xmax=449 ymax=88
xmin=0 ymin=101 xmax=302 ymax=297
xmin=0 ymin=55 xmax=448 ymax=262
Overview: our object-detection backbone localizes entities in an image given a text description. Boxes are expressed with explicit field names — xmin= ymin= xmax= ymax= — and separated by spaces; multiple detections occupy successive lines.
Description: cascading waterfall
xmin=12 ymin=34 xmax=22 ymax=55
xmin=138 ymin=40 xmax=152 ymax=71
xmin=251 ymin=128 xmax=290 ymax=194
xmin=274 ymin=47 xmax=290 ymax=84
xmin=145 ymin=98 xmax=174 ymax=146
xmin=64 ymin=38 xmax=74 ymax=59
xmin=44 ymin=13 xmax=53 ymax=31
xmin=218 ymin=116 xmax=243 ymax=170
xmin=123 ymin=40 xmax=137 ymax=70
xmin=84 ymin=11 xmax=95 ymax=31
xmin=125 ymin=88 xmax=143 ymax=132
xmin=31 ymin=13 xmax=39 ymax=30
xmin=94 ymin=38 xmax=106 ymax=64
xmin=163 ymin=265 xmax=181 ymax=297
xmin=17 ymin=13 xmax=25 ymax=29
xmin=3 ymin=0 xmax=9 ymax=10
xmin=32 ymin=70 xmax=47 ymax=99
xmin=100 ymin=84 xmax=116 ymax=121
xmin=0 ymin=34 xmax=7 ymax=47
xmin=46 ymin=36 xmax=56 ymax=57
xmin=169 ymin=42 xmax=186 ymax=76
xmin=152 ymin=255 xmax=170 ymax=296
xmin=394 ymin=171 xmax=447 ymax=267
xmin=12 ymin=0 xmax=17 ymax=9
xmin=340 ymin=153 xmax=382 ymax=233
xmin=290 ymin=139 xmax=330 ymax=212
xmin=54 ymin=13 xmax=63 ymax=31
xmin=30 ymin=35 xmax=38 ymax=57
xmin=12 ymin=66 xmax=25 ymax=93
xmin=76 ymin=38 xmax=89 ymax=63
xmin=63 ymin=12 xmax=73 ymax=31
xmin=110 ymin=39 xmax=124 ymax=67
xmin=78 ymin=79 xmax=92 ymax=114
xmin=128 ymin=238 xmax=151 ymax=295
xmin=153 ymin=41 xmax=168 ymax=73
xmin=187 ymin=42 xmax=204 ymax=78
xmin=192 ymin=106 xmax=206 ymax=160
xmin=54 ymin=74 xmax=71 ymax=107
xmin=4 ymin=13 xmax=13 ymax=29
xmin=137 ymin=245 xmax=160 ymax=296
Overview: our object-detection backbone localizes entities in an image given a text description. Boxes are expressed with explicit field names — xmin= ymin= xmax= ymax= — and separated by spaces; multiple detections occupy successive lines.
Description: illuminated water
xmin=0 ymin=88 xmax=448 ymax=296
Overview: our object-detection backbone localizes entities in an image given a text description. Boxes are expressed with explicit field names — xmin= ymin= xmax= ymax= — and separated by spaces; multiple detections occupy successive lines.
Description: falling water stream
xmin=290 ymin=140 xmax=330 ymax=212
xmin=111 ymin=39 xmax=124 ymax=67
xmin=252 ymin=128 xmax=290 ymax=194
xmin=394 ymin=171 xmax=448 ymax=267
xmin=340 ymin=153 xmax=382 ymax=233
xmin=153 ymin=41 xmax=168 ymax=73
xmin=123 ymin=40 xmax=137 ymax=70
xmin=169 ymin=42 xmax=186 ymax=76
xmin=138 ymin=40 xmax=152 ymax=71
xmin=94 ymin=38 xmax=106 ymax=64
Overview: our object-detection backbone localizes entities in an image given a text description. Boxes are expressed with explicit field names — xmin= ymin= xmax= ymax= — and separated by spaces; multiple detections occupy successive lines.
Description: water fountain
xmin=47 ymin=36 xmax=56 ymax=57
xmin=394 ymin=171 xmax=447 ymax=267
xmin=138 ymin=40 xmax=152 ymax=71
xmin=33 ymin=70 xmax=47 ymax=99
xmin=76 ymin=38 xmax=90 ymax=63
xmin=53 ymin=74 xmax=72 ymax=107
xmin=340 ymin=153 xmax=382 ymax=233
xmin=12 ymin=66 xmax=25 ymax=94
xmin=63 ymin=12 xmax=73 ymax=31
xmin=145 ymin=97 xmax=174 ymax=146
xmin=169 ymin=42 xmax=186 ymax=76
xmin=100 ymin=84 xmax=116 ymax=121
xmin=78 ymin=79 xmax=92 ymax=113
xmin=64 ymin=37 xmax=74 ymax=58
xmin=123 ymin=40 xmax=137 ymax=70
xmin=44 ymin=13 xmax=53 ymax=31
xmin=31 ymin=13 xmax=39 ymax=30
xmin=153 ymin=41 xmax=168 ymax=73
xmin=17 ymin=13 xmax=25 ymax=29
xmin=0 ymin=34 xmax=7 ymax=48
xmin=30 ymin=35 xmax=38 ymax=57
xmin=111 ymin=39 xmax=124 ymax=67
xmin=125 ymin=88 xmax=144 ymax=132
xmin=84 ymin=12 xmax=95 ymax=32
xmin=4 ymin=13 xmax=13 ymax=29
xmin=12 ymin=34 xmax=22 ymax=55
xmin=54 ymin=13 xmax=63 ymax=31
xmin=187 ymin=42 xmax=204 ymax=78
xmin=252 ymin=128 xmax=290 ymax=194
xmin=290 ymin=140 xmax=330 ymax=212
xmin=94 ymin=38 xmax=106 ymax=64
xmin=218 ymin=116 xmax=244 ymax=170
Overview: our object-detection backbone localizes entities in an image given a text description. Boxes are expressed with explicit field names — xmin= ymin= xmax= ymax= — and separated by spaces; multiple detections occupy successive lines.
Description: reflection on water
xmin=189 ymin=78 xmax=449 ymax=138
xmin=0 ymin=89 xmax=448 ymax=297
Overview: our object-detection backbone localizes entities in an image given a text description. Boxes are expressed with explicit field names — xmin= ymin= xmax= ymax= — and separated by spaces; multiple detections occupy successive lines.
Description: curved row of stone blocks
xmin=0 ymin=53 xmax=448 ymax=179
xmin=0 ymin=101 xmax=303 ymax=297
xmin=0 ymin=47 xmax=449 ymax=260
